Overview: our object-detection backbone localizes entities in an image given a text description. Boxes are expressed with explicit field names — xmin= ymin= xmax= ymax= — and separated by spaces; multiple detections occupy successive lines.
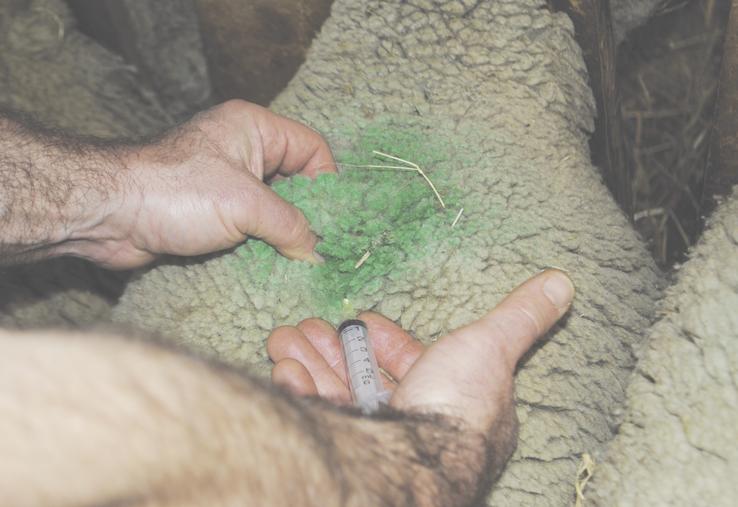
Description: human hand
xmin=268 ymin=269 xmax=574 ymax=448
xmin=88 ymin=100 xmax=336 ymax=269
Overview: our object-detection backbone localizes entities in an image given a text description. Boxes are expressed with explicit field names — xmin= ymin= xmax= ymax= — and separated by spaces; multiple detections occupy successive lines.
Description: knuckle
xmin=285 ymin=207 xmax=310 ymax=241
xmin=297 ymin=318 xmax=332 ymax=332
xmin=266 ymin=326 xmax=298 ymax=357
xmin=479 ymin=318 xmax=516 ymax=359
xmin=513 ymin=305 xmax=544 ymax=338
xmin=219 ymin=98 xmax=250 ymax=115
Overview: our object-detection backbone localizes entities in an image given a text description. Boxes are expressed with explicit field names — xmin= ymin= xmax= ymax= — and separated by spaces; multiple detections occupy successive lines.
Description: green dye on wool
xmin=235 ymin=120 xmax=469 ymax=317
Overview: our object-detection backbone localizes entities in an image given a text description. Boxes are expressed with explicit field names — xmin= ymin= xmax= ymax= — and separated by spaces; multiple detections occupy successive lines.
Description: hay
xmin=338 ymin=150 xmax=448 ymax=209
xmin=619 ymin=0 xmax=730 ymax=267
xmin=574 ymin=453 xmax=596 ymax=507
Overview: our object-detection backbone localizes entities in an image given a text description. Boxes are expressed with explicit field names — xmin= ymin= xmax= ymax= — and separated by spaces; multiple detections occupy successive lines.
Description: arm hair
xmin=0 ymin=328 xmax=499 ymax=507
xmin=0 ymin=110 xmax=131 ymax=264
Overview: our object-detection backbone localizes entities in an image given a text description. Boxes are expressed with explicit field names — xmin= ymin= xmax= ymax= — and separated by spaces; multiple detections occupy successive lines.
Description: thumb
xmin=463 ymin=269 xmax=575 ymax=370
xmin=389 ymin=269 xmax=574 ymax=434
xmin=237 ymin=178 xmax=320 ymax=263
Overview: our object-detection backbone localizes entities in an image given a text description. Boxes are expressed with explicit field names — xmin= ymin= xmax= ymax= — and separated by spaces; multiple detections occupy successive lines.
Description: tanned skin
xmin=0 ymin=102 xmax=574 ymax=506
xmin=0 ymin=100 xmax=334 ymax=268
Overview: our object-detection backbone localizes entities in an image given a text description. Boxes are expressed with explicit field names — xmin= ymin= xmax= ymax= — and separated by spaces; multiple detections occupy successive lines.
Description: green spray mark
xmin=234 ymin=119 xmax=469 ymax=317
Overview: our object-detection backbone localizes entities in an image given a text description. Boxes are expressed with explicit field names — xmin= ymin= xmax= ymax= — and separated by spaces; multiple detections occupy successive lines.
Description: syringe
xmin=337 ymin=319 xmax=390 ymax=414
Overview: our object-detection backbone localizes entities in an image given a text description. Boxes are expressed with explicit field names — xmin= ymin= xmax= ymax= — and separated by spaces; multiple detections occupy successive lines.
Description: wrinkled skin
xmin=0 ymin=0 xmax=172 ymax=329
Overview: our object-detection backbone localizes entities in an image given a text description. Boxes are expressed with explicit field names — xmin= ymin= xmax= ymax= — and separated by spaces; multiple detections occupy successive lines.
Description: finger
xmin=250 ymin=104 xmax=337 ymax=178
xmin=234 ymin=178 xmax=320 ymax=263
xmin=358 ymin=312 xmax=425 ymax=382
xmin=458 ymin=269 xmax=574 ymax=371
xmin=272 ymin=358 xmax=318 ymax=398
xmin=379 ymin=369 xmax=398 ymax=393
xmin=297 ymin=319 xmax=347 ymax=384
xmin=267 ymin=326 xmax=351 ymax=404
xmin=298 ymin=318 xmax=398 ymax=394
xmin=266 ymin=174 xmax=286 ymax=183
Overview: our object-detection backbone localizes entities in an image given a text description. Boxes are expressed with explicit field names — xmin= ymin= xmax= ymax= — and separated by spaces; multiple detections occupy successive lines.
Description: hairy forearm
xmin=0 ymin=330 xmax=498 ymax=507
xmin=0 ymin=112 xmax=125 ymax=264
xmin=324 ymin=410 xmax=496 ymax=507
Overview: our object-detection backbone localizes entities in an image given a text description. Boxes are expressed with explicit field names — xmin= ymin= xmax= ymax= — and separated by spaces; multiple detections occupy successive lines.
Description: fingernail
xmin=310 ymin=251 xmax=325 ymax=264
xmin=540 ymin=265 xmax=570 ymax=275
xmin=542 ymin=270 xmax=575 ymax=309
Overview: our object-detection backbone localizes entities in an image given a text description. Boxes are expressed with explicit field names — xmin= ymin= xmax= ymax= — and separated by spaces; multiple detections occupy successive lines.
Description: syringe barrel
xmin=338 ymin=319 xmax=389 ymax=414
